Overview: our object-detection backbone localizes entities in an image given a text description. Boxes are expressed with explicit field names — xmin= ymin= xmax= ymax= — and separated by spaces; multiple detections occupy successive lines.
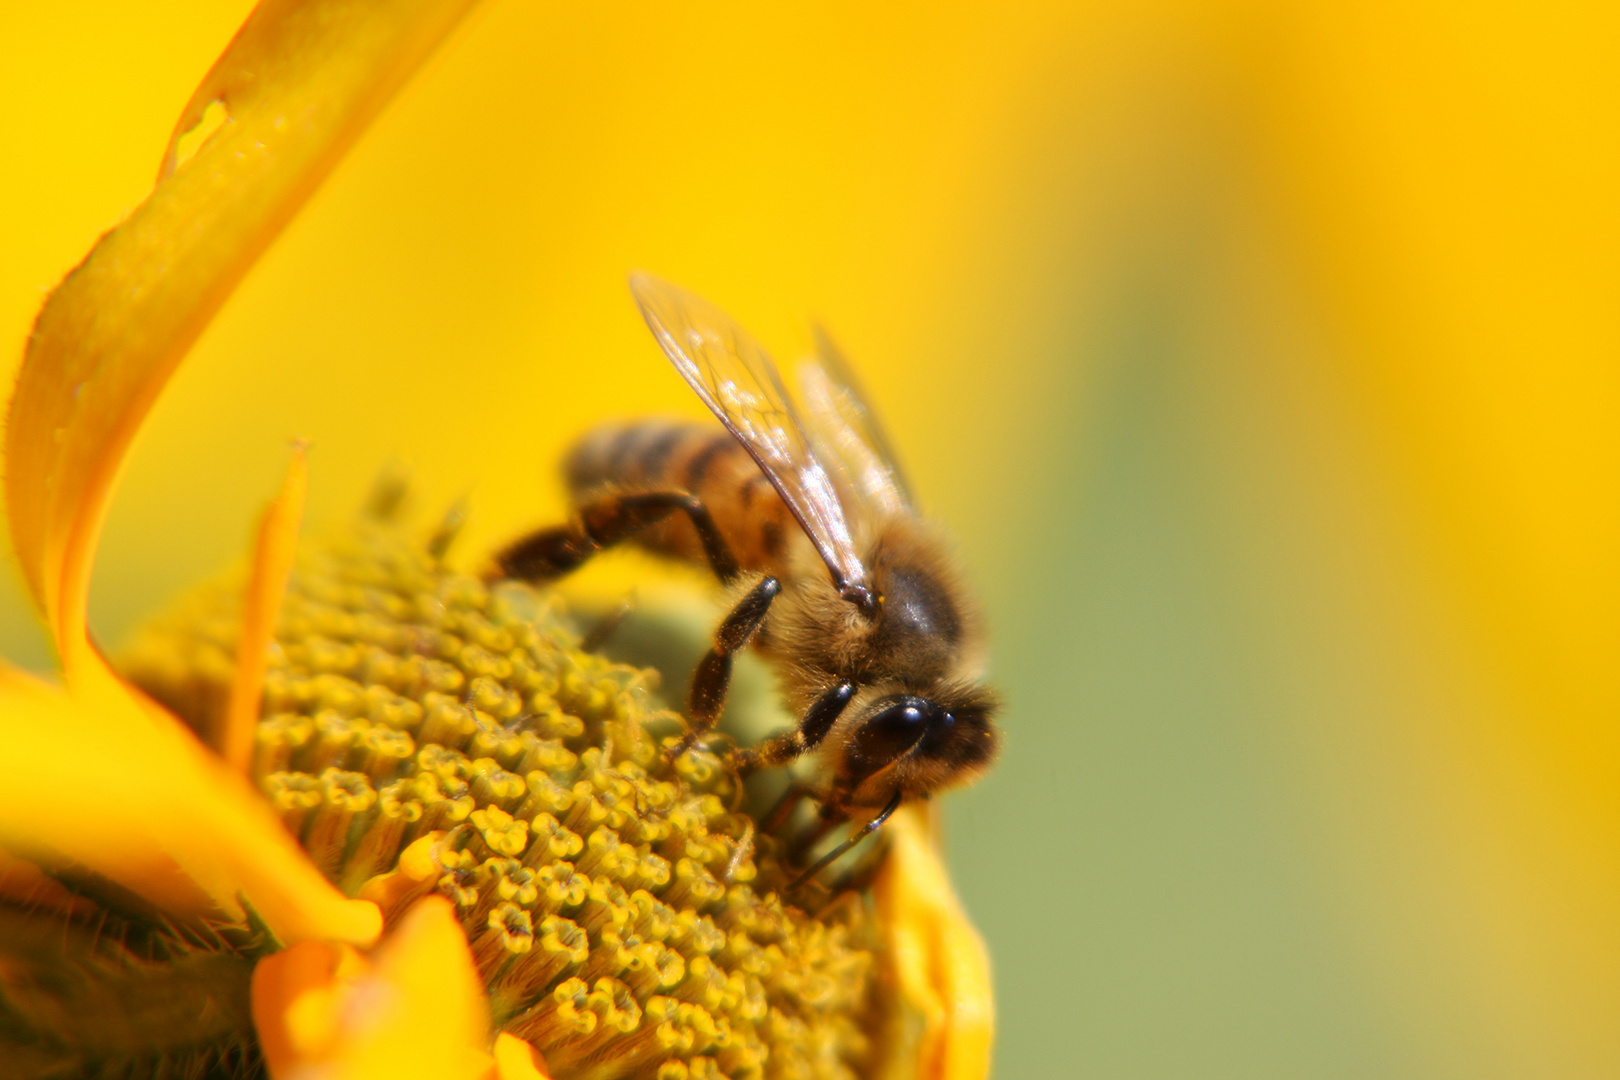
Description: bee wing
xmin=799 ymin=324 xmax=913 ymax=517
xmin=629 ymin=273 xmax=871 ymax=602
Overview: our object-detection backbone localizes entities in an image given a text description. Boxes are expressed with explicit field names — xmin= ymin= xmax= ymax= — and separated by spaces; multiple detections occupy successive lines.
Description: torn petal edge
xmin=4 ymin=0 xmax=484 ymax=683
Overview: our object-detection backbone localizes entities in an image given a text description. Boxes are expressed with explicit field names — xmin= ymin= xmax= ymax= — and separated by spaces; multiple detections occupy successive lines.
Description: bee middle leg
xmin=492 ymin=490 xmax=779 ymax=762
xmin=672 ymin=573 xmax=783 ymax=759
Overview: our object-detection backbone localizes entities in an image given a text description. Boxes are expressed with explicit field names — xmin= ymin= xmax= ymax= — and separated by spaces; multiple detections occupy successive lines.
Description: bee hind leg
xmin=490 ymin=490 xmax=743 ymax=583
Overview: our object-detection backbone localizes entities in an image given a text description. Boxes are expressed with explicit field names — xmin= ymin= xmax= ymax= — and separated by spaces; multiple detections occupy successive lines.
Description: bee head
xmin=840 ymin=686 xmax=999 ymax=806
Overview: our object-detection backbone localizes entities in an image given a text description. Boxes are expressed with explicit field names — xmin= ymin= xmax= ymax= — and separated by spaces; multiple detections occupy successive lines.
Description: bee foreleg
xmin=490 ymin=490 xmax=742 ymax=584
xmin=732 ymin=681 xmax=856 ymax=772
xmin=787 ymin=789 xmax=904 ymax=892
xmin=671 ymin=574 xmax=782 ymax=760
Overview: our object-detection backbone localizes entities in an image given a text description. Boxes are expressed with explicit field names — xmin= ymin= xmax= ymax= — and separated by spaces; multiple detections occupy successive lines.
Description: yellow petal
xmin=874 ymin=805 xmax=995 ymax=1080
xmin=254 ymin=896 xmax=492 ymax=1080
xmin=490 ymin=1033 xmax=553 ymax=1080
xmin=4 ymin=0 xmax=484 ymax=681
xmin=221 ymin=442 xmax=310 ymax=771
xmin=0 ymin=661 xmax=381 ymax=947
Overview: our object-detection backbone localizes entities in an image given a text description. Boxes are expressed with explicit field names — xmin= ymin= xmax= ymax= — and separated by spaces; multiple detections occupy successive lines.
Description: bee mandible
xmin=493 ymin=274 xmax=1000 ymax=883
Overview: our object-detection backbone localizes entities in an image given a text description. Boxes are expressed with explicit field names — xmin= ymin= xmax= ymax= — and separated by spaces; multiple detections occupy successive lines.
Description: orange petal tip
xmin=254 ymin=896 xmax=490 ymax=1080
xmin=221 ymin=442 xmax=310 ymax=771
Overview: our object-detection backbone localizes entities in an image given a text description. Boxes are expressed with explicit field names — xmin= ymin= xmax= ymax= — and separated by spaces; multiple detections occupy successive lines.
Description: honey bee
xmin=493 ymin=274 xmax=999 ymax=882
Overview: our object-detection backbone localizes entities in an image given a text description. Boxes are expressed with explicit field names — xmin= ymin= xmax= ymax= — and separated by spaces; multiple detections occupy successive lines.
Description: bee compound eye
xmin=850 ymin=696 xmax=935 ymax=769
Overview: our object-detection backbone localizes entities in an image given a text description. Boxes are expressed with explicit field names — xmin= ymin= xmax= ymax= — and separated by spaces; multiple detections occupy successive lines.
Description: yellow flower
xmin=0 ymin=2 xmax=991 ymax=1078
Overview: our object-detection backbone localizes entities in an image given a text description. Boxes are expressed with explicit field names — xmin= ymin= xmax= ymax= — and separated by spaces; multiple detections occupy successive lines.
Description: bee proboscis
xmin=493 ymin=274 xmax=999 ymax=884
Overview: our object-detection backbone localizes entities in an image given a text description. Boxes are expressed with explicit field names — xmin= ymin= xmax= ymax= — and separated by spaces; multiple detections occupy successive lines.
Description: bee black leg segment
xmin=489 ymin=489 xmax=743 ymax=584
xmin=734 ymin=681 xmax=856 ymax=772
xmin=787 ymin=789 xmax=904 ymax=892
xmin=760 ymin=781 xmax=815 ymax=834
xmin=670 ymin=574 xmax=782 ymax=761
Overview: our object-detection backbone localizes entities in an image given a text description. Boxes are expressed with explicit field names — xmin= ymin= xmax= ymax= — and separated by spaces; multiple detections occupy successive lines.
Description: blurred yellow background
xmin=3 ymin=1 xmax=1615 ymax=1076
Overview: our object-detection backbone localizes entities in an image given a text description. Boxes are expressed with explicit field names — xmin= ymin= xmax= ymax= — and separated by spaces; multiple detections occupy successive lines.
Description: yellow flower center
xmin=122 ymin=507 xmax=881 ymax=1080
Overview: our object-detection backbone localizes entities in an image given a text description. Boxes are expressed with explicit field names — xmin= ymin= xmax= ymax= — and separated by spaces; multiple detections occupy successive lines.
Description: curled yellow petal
xmin=4 ymin=0 xmax=483 ymax=680
xmin=221 ymin=441 xmax=310 ymax=771
xmin=254 ymin=896 xmax=492 ymax=1080
xmin=0 ymin=661 xmax=381 ymax=947
xmin=875 ymin=806 xmax=995 ymax=1080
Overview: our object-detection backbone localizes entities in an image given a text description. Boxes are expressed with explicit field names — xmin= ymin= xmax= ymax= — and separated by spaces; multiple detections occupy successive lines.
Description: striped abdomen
xmin=565 ymin=420 xmax=797 ymax=577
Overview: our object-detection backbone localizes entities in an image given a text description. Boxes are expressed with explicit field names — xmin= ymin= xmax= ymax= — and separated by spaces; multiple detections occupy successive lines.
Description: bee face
xmin=832 ymin=687 xmax=1000 ymax=809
